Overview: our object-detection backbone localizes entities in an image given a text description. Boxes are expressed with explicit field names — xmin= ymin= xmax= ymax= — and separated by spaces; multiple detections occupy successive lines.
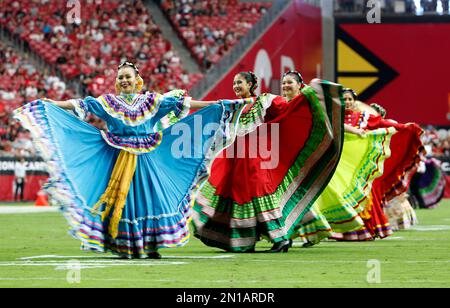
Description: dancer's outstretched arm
xmin=43 ymin=98 xmax=216 ymax=110
xmin=344 ymin=124 xmax=366 ymax=137
xmin=190 ymin=97 xmax=255 ymax=109
xmin=42 ymin=98 xmax=74 ymax=110
xmin=190 ymin=100 xmax=219 ymax=109
xmin=43 ymin=98 xmax=249 ymax=110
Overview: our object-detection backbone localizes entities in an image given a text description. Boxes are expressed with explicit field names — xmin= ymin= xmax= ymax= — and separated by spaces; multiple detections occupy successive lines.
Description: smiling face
xmin=233 ymin=74 xmax=252 ymax=98
xmin=343 ymin=92 xmax=356 ymax=110
xmin=282 ymin=75 xmax=302 ymax=101
xmin=116 ymin=66 xmax=138 ymax=94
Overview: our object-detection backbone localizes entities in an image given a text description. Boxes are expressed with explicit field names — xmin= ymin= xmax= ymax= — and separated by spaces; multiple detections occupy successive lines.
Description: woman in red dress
xmin=192 ymin=71 xmax=345 ymax=252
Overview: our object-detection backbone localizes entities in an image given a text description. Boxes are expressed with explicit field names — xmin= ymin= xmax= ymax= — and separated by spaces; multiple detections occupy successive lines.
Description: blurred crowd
xmin=0 ymin=0 xmax=203 ymax=97
xmin=422 ymin=126 xmax=450 ymax=158
xmin=0 ymin=41 xmax=73 ymax=158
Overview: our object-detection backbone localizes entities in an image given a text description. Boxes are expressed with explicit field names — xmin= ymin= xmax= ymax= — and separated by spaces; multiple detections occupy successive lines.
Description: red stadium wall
xmin=335 ymin=17 xmax=450 ymax=126
xmin=0 ymin=175 xmax=48 ymax=202
xmin=0 ymin=159 xmax=48 ymax=202
xmin=202 ymin=0 xmax=322 ymax=100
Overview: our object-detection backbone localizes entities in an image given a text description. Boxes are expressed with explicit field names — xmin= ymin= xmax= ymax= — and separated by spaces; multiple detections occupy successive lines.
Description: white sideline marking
xmin=409 ymin=225 xmax=450 ymax=231
xmin=14 ymin=256 xmax=450 ymax=265
xmin=0 ymin=277 xmax=449 ymax=284
xmin=0 ymin=260 xmax=188 ymax=270
xmin=0 ymin=277 xmax=179 ymax=282
xmin=0 ymin=206 xmax=58 ymax=214
xmin=247 ymin=259 xmax=450 ymax=264
xmin=323 ymin=240 xmax=450 ymax=245
xmin=165 ymin=255 xmax=235 ymax=259
xmin=382 ymin=236 xmax=404 ymax=241
xmin=10 ymin=254 xmax=235 ymax=269
xmin=19 ymin=254 xmax=235 ymax=261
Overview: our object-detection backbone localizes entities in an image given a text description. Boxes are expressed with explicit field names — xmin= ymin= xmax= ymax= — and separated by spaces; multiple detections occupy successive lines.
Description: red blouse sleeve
xmin=367 ymin=114 xmax=406 ymax=130
xmin=264 ymin=95 xmax=288 ymax=122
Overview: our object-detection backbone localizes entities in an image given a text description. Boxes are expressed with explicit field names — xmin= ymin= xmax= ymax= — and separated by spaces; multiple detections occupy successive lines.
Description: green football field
xmin=0 ymin=201 xmax=449 ymax=288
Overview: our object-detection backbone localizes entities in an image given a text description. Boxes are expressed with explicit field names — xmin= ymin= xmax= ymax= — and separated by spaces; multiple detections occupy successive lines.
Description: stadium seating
xmin=0 ymin=0 xmax=203 ymax=97
xmin=0 ymin=40 xmax=73 ymax=156
xmin=160 ymin=0 xmax=271 ymax=69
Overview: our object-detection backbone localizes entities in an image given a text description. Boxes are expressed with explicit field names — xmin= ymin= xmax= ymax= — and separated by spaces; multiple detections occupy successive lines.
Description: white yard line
xmin=382 ymin=236 xmax=404 ymax=240
xmin=0 ymin=206 xmax=58 ymax=214
xmin=245 ymin=259 xmax=450 ymax=264
xmin=409 ymin=225 xmax=450 ymax=231
xmin=2 ymin=259 xmax=448 ymax=267
xmin=0 ymin=254 xmax=237 ymax=270
xmin=0 ymin=260 xmax=188 ymax=270
xmin=0 ymin=277 xmax=449 ymax=285
xmin=19 ymin=254 xmax=235 ymax=261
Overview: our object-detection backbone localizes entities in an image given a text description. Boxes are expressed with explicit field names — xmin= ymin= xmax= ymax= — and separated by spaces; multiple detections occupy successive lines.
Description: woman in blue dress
xmin=14 ymin=62 xmax=252 ymax=259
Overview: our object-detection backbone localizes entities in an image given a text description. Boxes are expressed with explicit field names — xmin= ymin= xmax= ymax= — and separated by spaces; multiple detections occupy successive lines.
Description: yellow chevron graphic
xmin=337 ymin=76 xmax=378 ymax=94
xmin=338 ymin=41 xmax=378 ymax=73
xmin=337 ymin=39 xmax=379 ymax=94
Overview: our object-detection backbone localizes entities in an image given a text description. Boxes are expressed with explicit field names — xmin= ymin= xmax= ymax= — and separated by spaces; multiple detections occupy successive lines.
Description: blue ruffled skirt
xmin=15 ymin=100 xmax=240 ymax=258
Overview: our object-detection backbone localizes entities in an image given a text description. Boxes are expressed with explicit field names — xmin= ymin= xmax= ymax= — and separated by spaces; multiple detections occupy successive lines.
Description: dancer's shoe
xmin=148 ymin=251 xmax=162 ymax=259
xmin=267 ymin=240 xmax=290 ymax=253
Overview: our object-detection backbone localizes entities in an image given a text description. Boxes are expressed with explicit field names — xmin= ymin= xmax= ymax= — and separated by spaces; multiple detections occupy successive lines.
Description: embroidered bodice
xmin=71 ymin=90 xmax=191 ymax=154
xmin=344 ymin=109 xmax=369 ymax=129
